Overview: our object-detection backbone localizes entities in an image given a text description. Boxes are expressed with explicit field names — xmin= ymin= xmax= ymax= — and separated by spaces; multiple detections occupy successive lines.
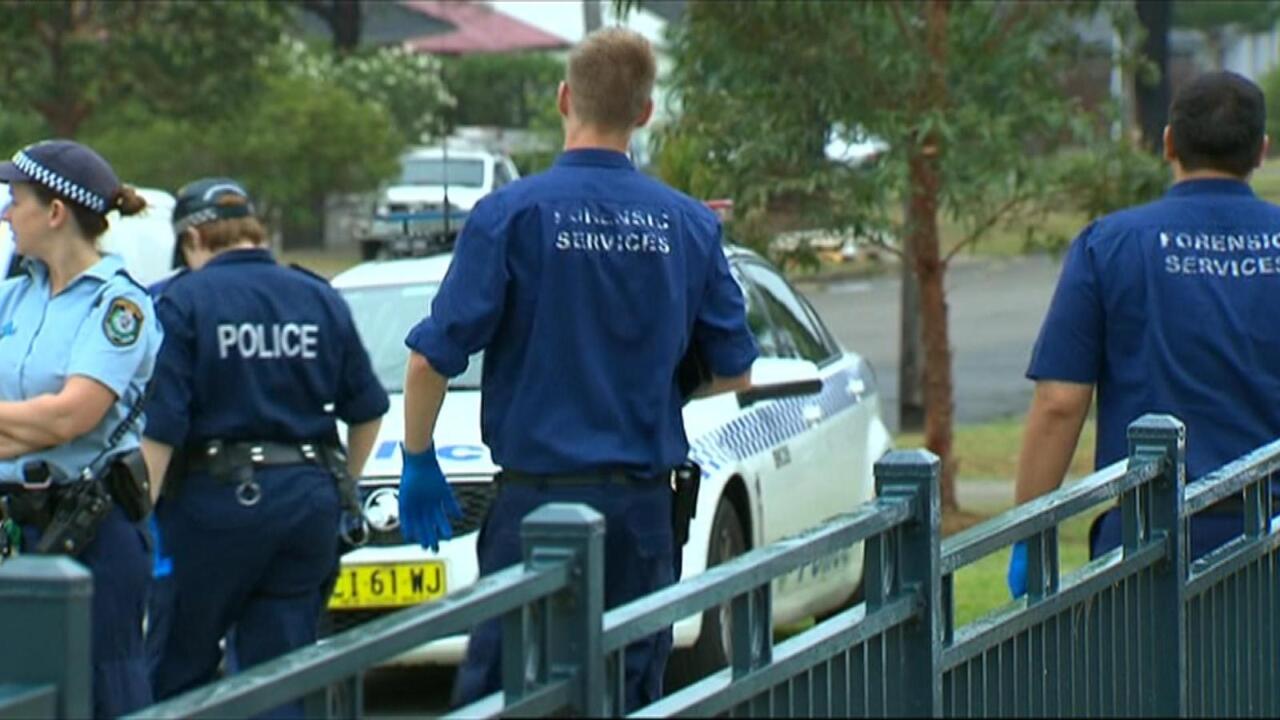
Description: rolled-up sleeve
xmin=694 ymin=227 xmax=759 ymax=377
xmin=404 ymin=195 xmax=510 ymax=377
xmin=1027 ymin=224 xmax=1104 ymax=384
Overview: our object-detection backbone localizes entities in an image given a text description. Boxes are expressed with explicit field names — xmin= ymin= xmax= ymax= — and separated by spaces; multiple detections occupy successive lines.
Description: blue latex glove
xmin=1007 ymin=540 xmax=1028 ymax=599
xmin=399 ymin=443 xmax=462 ymax=552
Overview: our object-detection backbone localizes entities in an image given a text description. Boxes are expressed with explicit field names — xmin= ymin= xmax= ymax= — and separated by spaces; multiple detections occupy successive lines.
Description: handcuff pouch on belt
xmin=189 ymin=440 xmax=369 ymax=548
xmin=672 ymin=461 xmax=702 ymax=548
xmin=201 ymin=439 xmax=263 ymax=507
xmin=102 ymin=449 xmax=152 ymax=523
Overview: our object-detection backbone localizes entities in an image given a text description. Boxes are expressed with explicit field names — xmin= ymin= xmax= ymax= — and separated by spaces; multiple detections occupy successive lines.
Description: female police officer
xmin=0 ymin=139 xmax=162 ymax=718
xmin=139 ymin=178 xmax=388 ymax=710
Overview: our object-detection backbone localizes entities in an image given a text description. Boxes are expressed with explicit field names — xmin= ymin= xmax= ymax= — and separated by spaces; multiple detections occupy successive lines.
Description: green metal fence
xmin=939 ymin=415 xmax=1186 ymax=717
xmin=2 ymin=412 xmax=1278 ymax=718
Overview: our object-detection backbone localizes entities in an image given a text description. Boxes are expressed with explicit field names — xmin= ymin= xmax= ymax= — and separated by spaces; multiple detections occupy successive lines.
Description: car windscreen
xmin=341 ymin=283 xmax=484 ymax=393
xmin=397 ymin=158 xmax=486 ymax=188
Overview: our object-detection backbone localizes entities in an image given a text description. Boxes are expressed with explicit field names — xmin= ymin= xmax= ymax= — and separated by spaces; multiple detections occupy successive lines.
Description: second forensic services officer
xmin=396 ymin=28 xmax=758 ymax=711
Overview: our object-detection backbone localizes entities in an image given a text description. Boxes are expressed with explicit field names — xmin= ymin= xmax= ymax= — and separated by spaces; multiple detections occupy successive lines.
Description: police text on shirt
xmin=217 ymin=323 xmax=319 ymax=359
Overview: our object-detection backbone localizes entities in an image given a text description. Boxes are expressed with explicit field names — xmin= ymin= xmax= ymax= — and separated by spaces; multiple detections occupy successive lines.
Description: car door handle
xmin=803 ymin=405 xmax=824 ymax=427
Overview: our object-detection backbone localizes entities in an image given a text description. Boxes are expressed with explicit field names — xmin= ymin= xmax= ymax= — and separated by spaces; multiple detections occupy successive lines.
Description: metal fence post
xmin=0 ymin=556 xmax=92 ymax=719
xmin=1127 ymin=414 xmax=1187 ymax=717
xmin=874 ymin=449 xmax=942 ymax=718
xmin=506 ymin=502 xmax=605 ymax=715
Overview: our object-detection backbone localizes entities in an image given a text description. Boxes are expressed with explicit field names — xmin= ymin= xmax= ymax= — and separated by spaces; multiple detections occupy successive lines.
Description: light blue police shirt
xmin=0 ymin=253 xmax=162 ymax=483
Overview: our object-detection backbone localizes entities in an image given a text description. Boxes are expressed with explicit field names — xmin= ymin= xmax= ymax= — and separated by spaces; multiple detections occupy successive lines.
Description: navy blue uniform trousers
xmin=148 ymin=466 xmax=339 ymax=717
xmin=1091 ymin=506 xmax=1272 ymax=560
xmin=452 ymin=480 xmax=676 ymax=712
xmin=23 ymin=505 xmax=152 ymax=719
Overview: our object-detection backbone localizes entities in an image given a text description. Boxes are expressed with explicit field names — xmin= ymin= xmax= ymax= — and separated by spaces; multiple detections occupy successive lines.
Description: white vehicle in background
xmin=325 ymin=241 xmax=892 ymax=684
xmin=1 ymin=185 xmax=177 ymax=285
xmin=362 ymin=146 xmax=521 ymax=260
xmin=99 ymin=187 xmax=177 ymax=286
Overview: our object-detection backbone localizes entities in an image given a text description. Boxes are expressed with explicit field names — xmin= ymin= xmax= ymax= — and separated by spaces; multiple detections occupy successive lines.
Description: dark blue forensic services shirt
xmin=406 ymin=148 xmax=758 ymax=475
xmin=145 ymin=248 xmax=388 ymax=449
xmin=1028 ymin=178 xmax=1280 ymax=479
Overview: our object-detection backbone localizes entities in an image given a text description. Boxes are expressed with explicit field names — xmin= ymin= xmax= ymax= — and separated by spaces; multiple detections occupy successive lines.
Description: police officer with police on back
xmin=1008 ymin=71 xmax=1280 ymax=597
xmin=139 ymin=178 xmax=389 ymax=710
xmin=0 ymin=139 xmax=162 ymax=718
xmin=398 ymin=29 xmax=758 ymax=710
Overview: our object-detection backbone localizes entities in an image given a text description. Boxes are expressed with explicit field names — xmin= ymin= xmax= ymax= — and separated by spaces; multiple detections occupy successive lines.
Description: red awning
xmin=400 ymin=1 xmax=571 ymax=55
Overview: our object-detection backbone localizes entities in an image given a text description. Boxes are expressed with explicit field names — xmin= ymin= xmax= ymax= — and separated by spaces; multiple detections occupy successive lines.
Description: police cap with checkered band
xmin=0 ymin=139 xmax=121 ymax=214
xmin=171 ymin=177 xmax=256 ymax=236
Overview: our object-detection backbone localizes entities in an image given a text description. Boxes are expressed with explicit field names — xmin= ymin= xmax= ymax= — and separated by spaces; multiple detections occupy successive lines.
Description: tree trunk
xmin=898 ymin=195 xmax=925 ymax=433
xmin=910 ymin=0 xmax=959 ymax=511
xmin=1134 ymin=0 xmax=1171 ymax=154
xmin=41 ymin=103 xmax=86 ymax=138
xmin=330 ymin=0 xmax=362 ymax=54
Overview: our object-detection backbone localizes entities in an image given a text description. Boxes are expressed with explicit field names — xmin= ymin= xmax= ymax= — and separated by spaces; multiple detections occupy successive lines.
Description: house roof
xmin=400 ymin=1 xmax=571 ymax=55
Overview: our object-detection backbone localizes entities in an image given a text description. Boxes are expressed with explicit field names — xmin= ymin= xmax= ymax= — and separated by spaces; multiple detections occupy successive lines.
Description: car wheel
xmin=665 ymin=497 xmax=747 ymax=691
xmin=814 ymin=545 xmax=866 ymax=624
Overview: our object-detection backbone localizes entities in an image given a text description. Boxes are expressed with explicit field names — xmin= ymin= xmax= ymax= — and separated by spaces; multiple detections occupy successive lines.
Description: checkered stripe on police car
xmin=12 ymin=151 xmax=108 ymax=214
xmin=688 ymin=363 xmax=869 ymax=473
xmin=173 ymin=208 xmax=220 ymax=234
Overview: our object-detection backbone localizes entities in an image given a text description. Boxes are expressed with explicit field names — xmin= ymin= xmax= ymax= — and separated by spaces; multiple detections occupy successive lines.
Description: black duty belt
xmin=185 ymin=440 xmax=328 ymax=476
xmin=498 ymin=468 xmax=673 ymax=487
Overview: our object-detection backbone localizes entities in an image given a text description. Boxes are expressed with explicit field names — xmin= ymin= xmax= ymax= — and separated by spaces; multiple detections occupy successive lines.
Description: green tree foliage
xmin=658 ymin=0 xmax=1165 ymax=506
xmin=277 ymin=39 xmax=456 ymax=145
xmin=1174 ymin=0 xmax=1280 ymax=34
xmin=441 ymin=52 xmax=565 ymax=175
xmin=0 ymin=1 xmax=289 ymax=136
xmin=1174 ymin=0 xmax=1280 ymax=70
xmin=80 ymin=39 xmax=404 ymax=246
xmin=442 ymin=52 xmax=564 ymax=130
xmin=0 ymin=2 xmax=453 ymax=248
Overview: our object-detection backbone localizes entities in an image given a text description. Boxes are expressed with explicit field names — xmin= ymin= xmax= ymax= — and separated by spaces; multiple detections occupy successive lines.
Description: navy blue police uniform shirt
xmin=1029 ymin=178 xmax=1280 ymax=480
xmin=406 ymin=149 xmax=759 ymax=476
xmin=145 ymin=248 xmax=389 ymax=449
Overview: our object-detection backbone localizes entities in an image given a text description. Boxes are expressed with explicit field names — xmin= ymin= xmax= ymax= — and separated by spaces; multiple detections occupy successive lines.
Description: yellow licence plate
xmin=327 ymin=562 xmax=446 ymax=610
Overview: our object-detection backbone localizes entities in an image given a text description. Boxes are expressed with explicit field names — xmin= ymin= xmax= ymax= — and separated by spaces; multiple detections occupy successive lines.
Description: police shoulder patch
xmin=103 ymin=296 xmax=144 ymax=347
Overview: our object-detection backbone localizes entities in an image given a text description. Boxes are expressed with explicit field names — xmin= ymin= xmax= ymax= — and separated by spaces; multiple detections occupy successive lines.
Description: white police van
xmin=326 ymin=242 xmax=893 ymax=682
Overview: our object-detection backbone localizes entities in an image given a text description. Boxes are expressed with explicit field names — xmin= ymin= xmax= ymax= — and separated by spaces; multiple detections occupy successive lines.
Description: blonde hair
xmin=566 ymin=27 xmax=656 ymax=132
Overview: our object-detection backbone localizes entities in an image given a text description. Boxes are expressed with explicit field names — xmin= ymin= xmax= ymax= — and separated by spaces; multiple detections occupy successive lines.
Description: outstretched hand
xmin=398 ymin=443 xmax=463 ymax=552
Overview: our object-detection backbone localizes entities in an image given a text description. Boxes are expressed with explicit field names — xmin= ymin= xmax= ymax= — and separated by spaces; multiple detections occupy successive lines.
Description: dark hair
xmin=1169 ymin=71 xmax=1266 ymax=178
xmin=27 ymin=182 xmax=147 ymax=240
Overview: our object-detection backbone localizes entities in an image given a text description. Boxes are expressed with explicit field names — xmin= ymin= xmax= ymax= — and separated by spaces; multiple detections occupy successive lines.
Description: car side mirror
xmin=736 ymin=357 xmax=823 ymax=409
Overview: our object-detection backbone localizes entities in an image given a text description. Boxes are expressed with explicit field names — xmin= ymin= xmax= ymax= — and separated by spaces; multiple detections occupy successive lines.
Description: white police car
xmin=326 ymin=243 xmax=892 ymax=682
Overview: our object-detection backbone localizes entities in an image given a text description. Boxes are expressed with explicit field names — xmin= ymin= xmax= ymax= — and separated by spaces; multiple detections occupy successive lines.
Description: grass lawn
xmin=902 ymin=415 xmax=1101 ymax=627
xmin=278 ymin=246 xmax=362 ymax=279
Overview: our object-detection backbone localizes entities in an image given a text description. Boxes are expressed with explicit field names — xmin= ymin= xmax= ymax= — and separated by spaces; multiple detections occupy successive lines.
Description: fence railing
xmin=2 ymin=413 xmax=1278 ymax=718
